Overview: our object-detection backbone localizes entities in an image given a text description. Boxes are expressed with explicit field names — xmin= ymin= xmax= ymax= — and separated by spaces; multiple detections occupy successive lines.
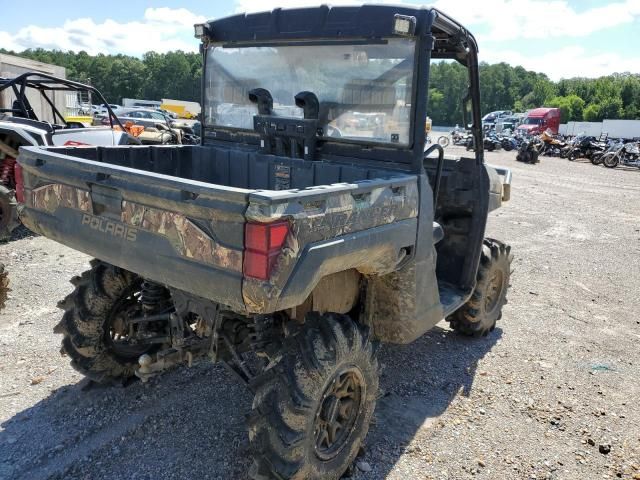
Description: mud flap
xmin=367 ymin=249 xmax=443 ymax=344
xmin=366 ymin=173 xmax=443 ymax=344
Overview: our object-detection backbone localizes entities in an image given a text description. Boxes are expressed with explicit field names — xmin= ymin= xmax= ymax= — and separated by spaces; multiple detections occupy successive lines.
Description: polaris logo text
xmin=81 ymin=214 xmax=138 ymax=242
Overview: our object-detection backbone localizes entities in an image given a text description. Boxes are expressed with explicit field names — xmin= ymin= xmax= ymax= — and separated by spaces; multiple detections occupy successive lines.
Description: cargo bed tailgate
xmin=18 ymin=146 xmax=250 ymax=311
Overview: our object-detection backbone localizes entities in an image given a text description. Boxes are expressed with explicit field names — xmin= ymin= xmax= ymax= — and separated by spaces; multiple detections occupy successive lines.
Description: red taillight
xmin=14 ymin=163 xmax=24 ymax=203
xmin=243 ymin=221 xmax=289 ymax=280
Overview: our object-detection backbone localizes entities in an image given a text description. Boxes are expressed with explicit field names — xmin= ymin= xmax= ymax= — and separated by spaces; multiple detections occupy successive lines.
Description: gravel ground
xmin=1 ymin=149 xmax=639 ymax=480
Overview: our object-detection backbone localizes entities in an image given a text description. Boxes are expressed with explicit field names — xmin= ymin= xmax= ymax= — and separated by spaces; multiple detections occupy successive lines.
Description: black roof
xmin=205 ymin=5 xmax=477 ymax=56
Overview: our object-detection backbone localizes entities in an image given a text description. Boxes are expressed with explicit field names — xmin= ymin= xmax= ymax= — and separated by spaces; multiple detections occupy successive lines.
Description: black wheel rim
xmin=485 ymin=270 xmax=505 ymax=314
xmin=104 ymin=283 xmax=153 ymax=360
xmin=314 ymin=367 xmax=365 ymax=460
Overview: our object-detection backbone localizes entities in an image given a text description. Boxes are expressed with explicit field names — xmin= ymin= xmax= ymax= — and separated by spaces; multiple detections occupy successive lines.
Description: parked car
xmin=99 ymin=103 xmax=122 ymax=115
xmin=158 ymin=108 xmax=178 ymax=119
xmin=100 ymin=107 xmax=173 ymax=129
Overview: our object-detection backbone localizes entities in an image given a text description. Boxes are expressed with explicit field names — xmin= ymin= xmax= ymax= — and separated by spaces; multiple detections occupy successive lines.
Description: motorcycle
xmin=539 ymin=130 xmax=567 ymax=157
xmin=590 ymin=140 xmax=622 ymax=165
xmin=452 ymin=130 xmax=473 ymax=146
xmin=601 ymin=142 xmax=640 ymax=169
xmin=516 ymin=138 xmax=541 ymax=164
xmin=567 ymin=135 xmax=607 ymax=161
xmin=467 ymin=133 xmax=502 ymax=152
xmin=499 ymin=136 xmax=517 ymax=152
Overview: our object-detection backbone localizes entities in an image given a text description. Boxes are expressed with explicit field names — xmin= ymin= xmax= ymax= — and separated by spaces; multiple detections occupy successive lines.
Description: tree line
xmin=2 ymin=49 xmax=639 ymax=125
xmin=0 ymin=48 xmax=202 ymax=104
xmin=429 ymin=61 xmax=640 ymax=125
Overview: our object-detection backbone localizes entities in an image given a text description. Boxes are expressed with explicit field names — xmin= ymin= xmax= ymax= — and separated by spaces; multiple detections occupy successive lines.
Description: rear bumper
xmin=19 ymin=204 xmax=247 ymax=312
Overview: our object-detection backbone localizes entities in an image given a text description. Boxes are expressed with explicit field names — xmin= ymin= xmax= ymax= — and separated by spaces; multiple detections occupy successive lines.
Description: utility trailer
xmin=17 ymin=6 xmax=512 ymax=479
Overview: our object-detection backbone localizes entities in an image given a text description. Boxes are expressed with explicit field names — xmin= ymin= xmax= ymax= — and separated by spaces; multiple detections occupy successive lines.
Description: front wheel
xmin=602 ymin=153 xmax=619 ymax=168
xmin=448 ymin=239 xmax=513 ymax=337
xmin=437 ymin=136 xmax=450 ymax=148
xmin=248 ymin=313 xmax=379 ymax=480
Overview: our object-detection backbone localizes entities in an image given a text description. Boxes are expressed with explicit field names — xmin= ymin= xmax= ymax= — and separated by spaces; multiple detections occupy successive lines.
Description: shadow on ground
xmin=0 ymin=325 xmax=500 ymax=480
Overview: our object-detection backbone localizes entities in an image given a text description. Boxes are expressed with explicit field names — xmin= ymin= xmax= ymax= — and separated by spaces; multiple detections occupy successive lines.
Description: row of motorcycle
xmin=441 ymin=130 xmax=519 ymax=152
xmin=443 ymin=128 xmax=640 ymax=169
xmin=524 ymin=133 xmax=640 ymax=168
xmin=563 ymin=135 xmax=640 ymax=168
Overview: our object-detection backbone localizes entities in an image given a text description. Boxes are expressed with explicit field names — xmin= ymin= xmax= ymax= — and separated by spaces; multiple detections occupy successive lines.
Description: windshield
xmin=204 ymin=39 xmax=416 ymax=145
xmin=525 ymin=118 xmax=543 ymax=125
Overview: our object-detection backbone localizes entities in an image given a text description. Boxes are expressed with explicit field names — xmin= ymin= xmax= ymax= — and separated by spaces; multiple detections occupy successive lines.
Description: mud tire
xmin=449 ymin=239 xmax=513 ymax=337
xmin=0 ymin=263 xmax=8 ymax=311
xmin=55 ymin=259 xmax=151 ymax=383
xmin=0 ymin=185 xmax=18 ymax=241
xmin=248 ymin=313 xmax=379 ymax=480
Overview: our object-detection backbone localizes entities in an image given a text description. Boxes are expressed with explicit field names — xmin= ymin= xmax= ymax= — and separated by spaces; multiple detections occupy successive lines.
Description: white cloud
xmin=433 ymin=0 xmax=640 ymax=40
xmin=143 ymin=7 xmax=209 ymax=27
xmin=231 ymin=0 xmax=640 ymax=79
xmin=0 ymin=7 xmax=207 ymax=56
xmin=1 ymin=2 xmax=639 ymax=80
xmin=481 ymin=46 xmax=640 ymax=80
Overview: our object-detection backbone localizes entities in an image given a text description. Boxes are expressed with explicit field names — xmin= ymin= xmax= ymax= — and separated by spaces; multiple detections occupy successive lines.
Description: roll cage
xmin=0 ymin=72 xmax=124 ymax=130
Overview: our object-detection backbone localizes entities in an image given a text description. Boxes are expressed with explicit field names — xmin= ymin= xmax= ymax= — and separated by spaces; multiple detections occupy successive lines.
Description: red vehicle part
xmin=0 ymin=157 xmax=16 ymax=188
xmin=243 ymin=221 xmax=290 ymax=280
xmin=517 ymin=107 xmax=561 ymax=135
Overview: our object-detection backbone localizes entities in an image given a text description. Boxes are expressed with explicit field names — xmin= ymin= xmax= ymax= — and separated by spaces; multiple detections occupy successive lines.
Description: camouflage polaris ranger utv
xmin=17 ymin=5 xmax=512 ymax=479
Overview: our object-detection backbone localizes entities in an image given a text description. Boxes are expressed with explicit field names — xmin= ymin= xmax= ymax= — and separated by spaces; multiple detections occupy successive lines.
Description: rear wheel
xmin=55 ymin=260 xmax=155 ymax=383
xmin=248 ymin=313 xmax=378 ymax=480
xmin=0 ymin=185 xmax=18 ymax=241
xmin=448 ymin=239 xmax=512 ymax=337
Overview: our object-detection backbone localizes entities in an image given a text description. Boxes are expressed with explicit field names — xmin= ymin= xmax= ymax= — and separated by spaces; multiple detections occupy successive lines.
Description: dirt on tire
xmin=55 ymin=259 xmax=149 ymax=384
xmin=248 ymin=313 xmax=379 ymax=480
xmin=0 ymin=185 xmax=18 ymax=241
xmin=448 ymin=238 xmax=513 ymax=337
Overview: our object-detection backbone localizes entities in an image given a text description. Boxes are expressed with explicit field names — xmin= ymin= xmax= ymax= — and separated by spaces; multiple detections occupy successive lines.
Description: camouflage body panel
xmin=31 ymin=184 xmax=91 ymax=214
xmin=121 ymin=201 xmax=242 ymax=271
xmin=30 ymin=183 xmax=242 ymax=272
xmin=243 ymin=177 xmax=419 ymax=313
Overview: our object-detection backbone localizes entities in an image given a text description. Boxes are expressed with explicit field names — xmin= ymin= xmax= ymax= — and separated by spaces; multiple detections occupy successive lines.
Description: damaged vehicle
xmin=0 ymin=72 xmax=136 ymax=238
xmin=16 ymin=6 xmax=513 ymax=479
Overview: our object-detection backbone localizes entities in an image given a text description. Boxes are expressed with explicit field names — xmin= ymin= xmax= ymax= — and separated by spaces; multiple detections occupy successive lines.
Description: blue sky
xmin=1 ymin=0 xmax=639 ymax=80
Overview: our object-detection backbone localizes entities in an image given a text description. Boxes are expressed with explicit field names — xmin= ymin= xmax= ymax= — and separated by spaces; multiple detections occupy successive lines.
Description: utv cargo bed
xmin=18 ymin=144 xmax=419 ymax=312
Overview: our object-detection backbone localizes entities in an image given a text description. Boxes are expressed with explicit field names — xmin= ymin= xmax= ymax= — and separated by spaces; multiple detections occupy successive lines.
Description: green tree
xmin=546 ymin=94 xmax=585 ymax=122
xmin=1 ymin=47 xmax=638 ymax=123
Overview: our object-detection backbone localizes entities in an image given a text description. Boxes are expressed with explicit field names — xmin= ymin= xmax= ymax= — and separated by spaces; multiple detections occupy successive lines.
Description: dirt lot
xmin=1 ymin=149 xmax=639 ymax=480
